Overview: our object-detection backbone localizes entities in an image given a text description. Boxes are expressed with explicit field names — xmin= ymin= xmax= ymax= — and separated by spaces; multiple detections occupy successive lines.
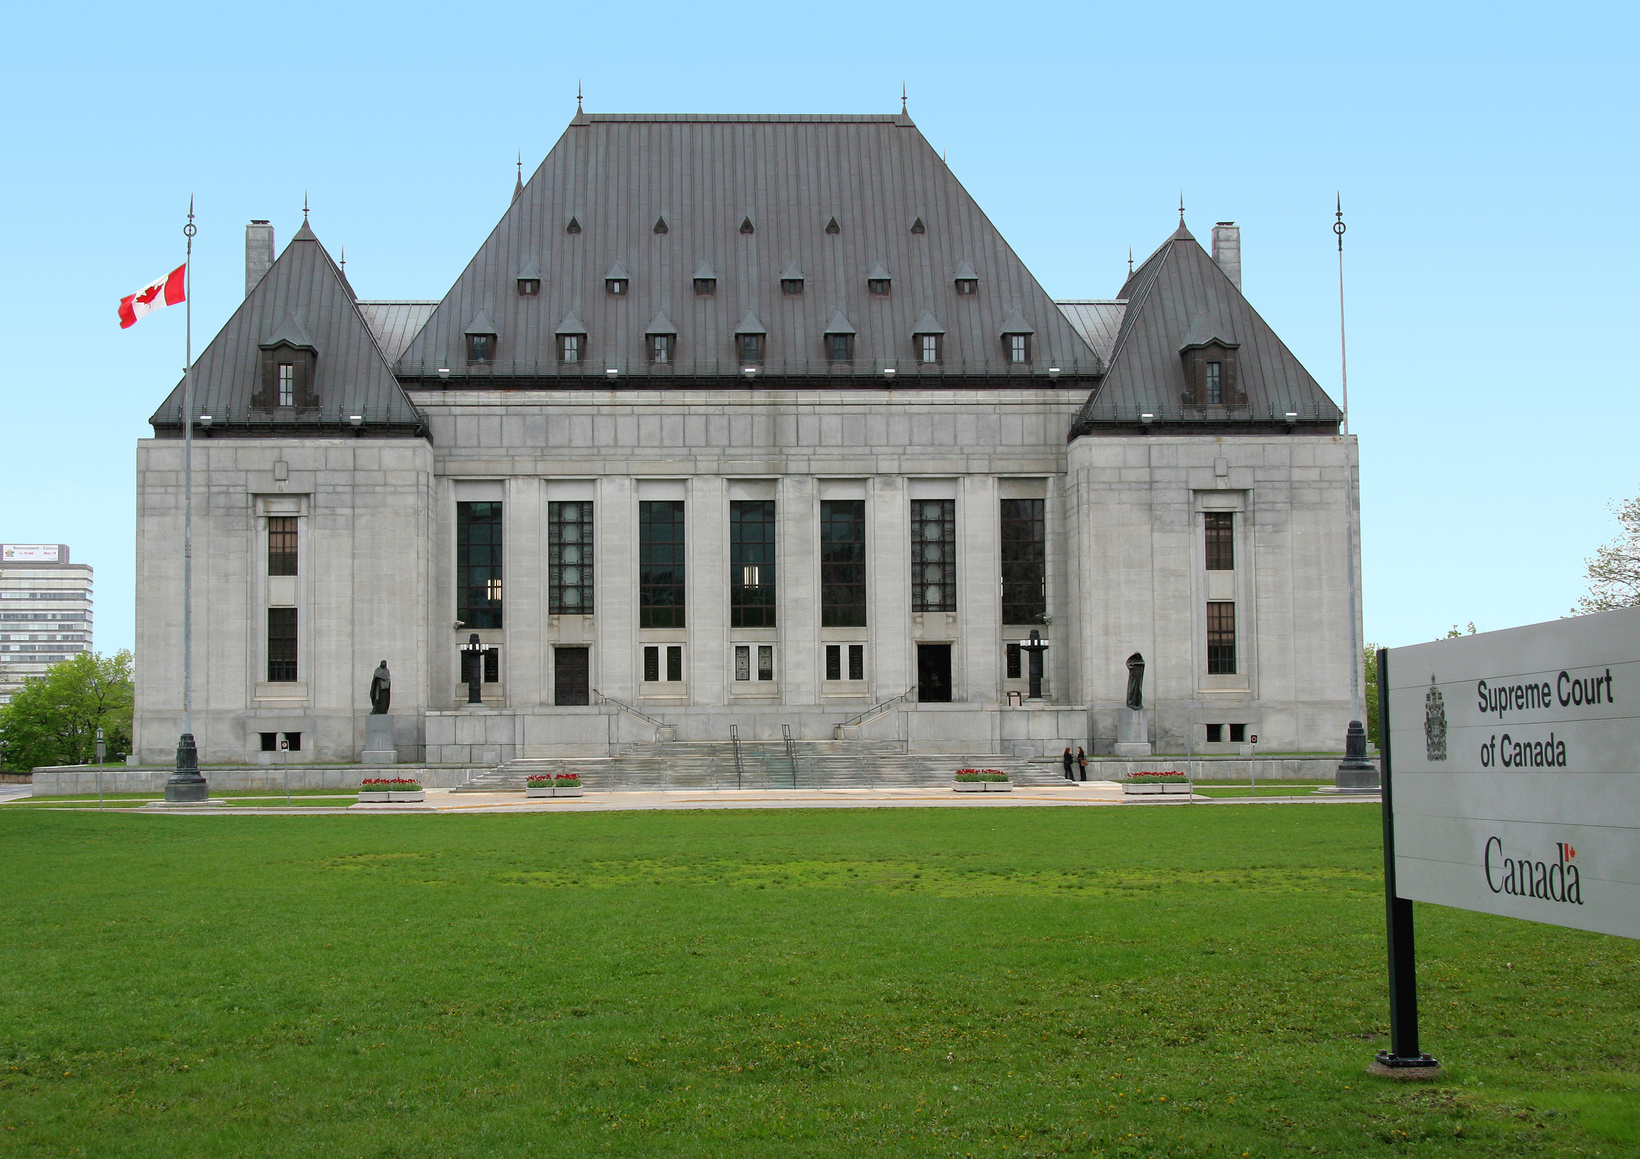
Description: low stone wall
xmin=28 ymin=764 xmax=484 ymax=797
xmin=1035 ymin=755 xmax=1368 ymax=782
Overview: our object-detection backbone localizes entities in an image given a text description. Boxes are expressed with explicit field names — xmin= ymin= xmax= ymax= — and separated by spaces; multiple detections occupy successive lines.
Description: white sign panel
xmin=1 ymin=544 xmax=60 ymax=563
xmin=1385 ymin=609 xmax=1640 ymax=940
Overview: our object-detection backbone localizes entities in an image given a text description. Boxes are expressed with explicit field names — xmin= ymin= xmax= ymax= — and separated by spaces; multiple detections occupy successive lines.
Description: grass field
xmin=1 ymin=805 xmax=1635 ymax=1158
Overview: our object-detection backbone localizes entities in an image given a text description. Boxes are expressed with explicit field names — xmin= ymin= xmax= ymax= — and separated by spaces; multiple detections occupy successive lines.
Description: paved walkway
xmin=14 ymin=782 xmax=1377 ymax=816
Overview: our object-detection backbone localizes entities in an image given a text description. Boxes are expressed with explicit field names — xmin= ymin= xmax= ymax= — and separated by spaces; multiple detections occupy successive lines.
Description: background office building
xmin=0 ymin=544 xmax=94 ymax=704
xmin=133 ymin=109 xmax=1359 ymax=765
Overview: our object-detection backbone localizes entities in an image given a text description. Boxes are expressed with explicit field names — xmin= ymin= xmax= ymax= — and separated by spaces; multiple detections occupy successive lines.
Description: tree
xmin=1575 ymin=491 xmax=1640 ymax=614
xmin=0 ymin=650 xmax=133 ymax=772
xmin=1363 ymin=644 xmax=1381 ymax=747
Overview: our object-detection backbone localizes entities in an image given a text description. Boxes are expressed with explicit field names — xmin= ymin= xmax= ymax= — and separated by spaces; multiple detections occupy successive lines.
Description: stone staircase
xmin=452 ymin=740 xmax=1067 ymax=793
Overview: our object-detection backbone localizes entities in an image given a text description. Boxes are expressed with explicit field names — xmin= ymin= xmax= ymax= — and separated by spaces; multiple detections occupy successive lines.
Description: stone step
xmin=453 ymin=741 xmax=1062 ymax=792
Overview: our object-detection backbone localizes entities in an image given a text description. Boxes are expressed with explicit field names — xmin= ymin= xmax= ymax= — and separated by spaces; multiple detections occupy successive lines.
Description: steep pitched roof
xmin=148 ymin=222 xmax=425 ymax=435
xmin=1055 ymin=300 xmax=1125 ymax=364
xmin=356 ymin=302 xmax=437 ymax=363
xmin=1070 ymin=222 xmax=1341 ymax=433
xmin=396 ymin=112 xmax=1098 ymax=381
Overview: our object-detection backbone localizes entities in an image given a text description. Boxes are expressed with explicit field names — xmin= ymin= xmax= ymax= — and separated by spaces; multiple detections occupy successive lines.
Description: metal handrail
xmin=781 ymin=724 xmax=799 ymax=789
xmin=835 ymin=684 xmax=918 ymax=729
xmin=593 ymin=689 xmax=669 ymax=730
xmin=729 ymin=724 xmax=745 ymax=790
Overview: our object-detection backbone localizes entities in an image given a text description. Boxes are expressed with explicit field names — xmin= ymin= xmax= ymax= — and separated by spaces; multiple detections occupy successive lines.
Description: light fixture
xmin=437 ymin=367 xmax=450 ymax=380
xmin=1140 ymin=412 xmax=1154 ymax=425
xmin=605 ymin=368 xmax=619 ymax=380
xmin=198 ymin=414 xmax=213 ymax=429
xmin=1284 ymin=411 xmax=1299 ymax=425
xmin=882 ymin=367 xmax=896 ymax=379
xmin=349 ymin=414 xmax=363 ymax=428
xmin=742 ymin=366 xmax=758 ymax=379
xmin=1048 ymin=366 xmax=1061 ymax=379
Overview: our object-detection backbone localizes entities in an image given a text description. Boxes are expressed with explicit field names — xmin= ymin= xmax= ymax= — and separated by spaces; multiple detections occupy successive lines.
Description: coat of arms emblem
xmin=1424 ymin=676 xmax=1448 ymax=762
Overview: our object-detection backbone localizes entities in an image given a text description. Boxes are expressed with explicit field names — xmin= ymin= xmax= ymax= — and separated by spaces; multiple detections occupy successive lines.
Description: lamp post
xmin=462 ymin=633 xmax=485 ymax=705
xmin=96 ymin=726 xmax=105 ymax=811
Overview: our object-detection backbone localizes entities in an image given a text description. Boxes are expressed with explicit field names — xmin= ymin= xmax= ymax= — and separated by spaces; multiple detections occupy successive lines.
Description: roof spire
xmin=577 ymin=79 xmax=583 ymax=113
xmin=1127 ymin=246 xmax=1133 ymax=276
xmin=513 ymin=151 xmax=524 ymax=202
xmin=303 ymin=191 xmax=309 ymax=223
xmin=339 ymin=243 xmax=345 ymax=272
xmin=1178 ymin=192 xmax=1185 ymax=225
xmin=901 ymin=82 xmax=907 ymax=114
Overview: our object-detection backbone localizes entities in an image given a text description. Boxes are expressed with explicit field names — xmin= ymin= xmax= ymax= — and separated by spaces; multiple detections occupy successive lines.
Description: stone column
xmin=779 ymin=475 xmax=819 ymax=708
xmin=959 ymin=474 xmax=1000 ymax=704
xmin=869 ymin=475 xmax=911 ymax=701
xmin=688 ymin=475 xmax=728 ymax=707
xmin=594 ymin=476 xmax=636 ymax=703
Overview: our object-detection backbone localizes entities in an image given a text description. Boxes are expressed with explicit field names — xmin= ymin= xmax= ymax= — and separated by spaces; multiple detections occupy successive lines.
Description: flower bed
xmin=526 ymin=773 xmax=583 ymax=798
xmin=359 ymin=777 xmax=424 ymax=803
xmin=954 ymin=769 xmax=1011 ymax=782
xmin=953 ymin=768 xmax=1012 ymax=793
xmin=1122 ymin=770 xmax=1192 ymax=796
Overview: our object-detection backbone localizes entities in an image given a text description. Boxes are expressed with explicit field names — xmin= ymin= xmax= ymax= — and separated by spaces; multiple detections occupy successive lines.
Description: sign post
xmin=1375 ymin=609 xmax=1640 ymax=1075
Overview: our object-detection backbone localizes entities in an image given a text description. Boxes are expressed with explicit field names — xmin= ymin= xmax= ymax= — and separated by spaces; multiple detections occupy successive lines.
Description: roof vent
xmin=653 ymin=216 xmax=669 ymax=235
xmin=566 ymin=216 xmax=582 ymax=234
xmin=740 ymin=216 xmax=755 ymax=235
xmin=825 ymin=217 xmax=840 ymax=235
xmin=910 ymin=217 xmax=925 ymax=234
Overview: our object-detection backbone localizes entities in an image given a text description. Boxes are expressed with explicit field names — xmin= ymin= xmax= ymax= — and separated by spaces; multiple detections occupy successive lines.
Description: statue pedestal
xmin=362 ymin=714 xmax=397 ymax=765
xmin=1114 ymin=706 xmax=1152 ymax=757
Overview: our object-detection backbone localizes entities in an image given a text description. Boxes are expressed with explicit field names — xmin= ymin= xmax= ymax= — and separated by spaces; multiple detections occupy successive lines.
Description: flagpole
xmin=166 ymin=196 xmax=208 ymax=802
xmin=1335 ymin=194 xmax=1375 ymax=788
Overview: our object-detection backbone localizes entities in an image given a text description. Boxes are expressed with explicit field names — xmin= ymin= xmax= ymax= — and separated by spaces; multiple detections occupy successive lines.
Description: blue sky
xmin=1 ymin=0 xmax=1634 ymax=655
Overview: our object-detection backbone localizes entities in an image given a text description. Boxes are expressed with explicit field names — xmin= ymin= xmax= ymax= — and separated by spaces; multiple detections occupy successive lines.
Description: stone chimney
xmin=245 ymin=220 xmax=275 ymax=297
xmin=1211 ymin=222 xmax=1241 ymax=290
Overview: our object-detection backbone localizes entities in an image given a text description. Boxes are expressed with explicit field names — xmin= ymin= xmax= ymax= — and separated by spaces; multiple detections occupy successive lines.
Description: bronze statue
xmin=1125 ymin=652 xmax=1145 ymax=711
xmin=369 ymin=661 xmax=391 ymax=714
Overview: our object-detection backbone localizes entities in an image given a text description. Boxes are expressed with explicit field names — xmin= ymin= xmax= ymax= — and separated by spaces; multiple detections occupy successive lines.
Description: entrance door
xmin=554 ymin=647 xmax=590 ymax=706
xmin=917 ymin=643 xmax=953 ymax=703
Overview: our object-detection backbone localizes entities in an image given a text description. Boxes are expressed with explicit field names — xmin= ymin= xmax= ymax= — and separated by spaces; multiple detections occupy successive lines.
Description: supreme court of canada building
xmin=132 ymin=109 xmax=1359 ymax=767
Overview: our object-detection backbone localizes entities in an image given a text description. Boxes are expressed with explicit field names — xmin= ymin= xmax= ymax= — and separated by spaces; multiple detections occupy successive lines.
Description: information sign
xmin=1384 ymin=609 xmax=1639 ymax=941
xmin=1 ymin=544 xmax=61 ymax=563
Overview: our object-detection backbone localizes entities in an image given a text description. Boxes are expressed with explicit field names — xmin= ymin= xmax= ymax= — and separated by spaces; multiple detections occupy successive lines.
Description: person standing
xmin=1061 ymin=747 xmax=1074 ymax=780
xmin=1076 ymin=747 xmax=1089 ymax=781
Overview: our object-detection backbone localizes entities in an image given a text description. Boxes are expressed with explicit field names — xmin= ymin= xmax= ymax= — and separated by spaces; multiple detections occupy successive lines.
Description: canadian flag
xmin=119 ymin=264 xmax=187 ymax=329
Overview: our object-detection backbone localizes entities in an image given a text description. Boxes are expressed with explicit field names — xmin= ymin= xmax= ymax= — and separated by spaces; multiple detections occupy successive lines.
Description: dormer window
xmin=1178 ymin=320 xmax=1243 ymax=405
xmin=644 ymin=311 xmax=677 ymax=364
xmin=466 ymin=333 xmax=494 ymax=363
xmin=955 ymin=279 xmax=977 ymax=295
xmin=694 ymin=277 xmax=716 ymax=295
xmin=257 ymin=314 xmax=317 ymax=409
xmin=277 ymin=363 xmax=295 ymax=406
xmin=606 ymin=278 xmax=627 ymax=295
xmin=918 ymin=335 xmax=941 ymax=363
xmin=558 ymin=334 xmax=581 ymax=363
xmin=781 ymin=278 xmax=803 ymax=296
xmin=516 ymin=257 xmax=542 ymax=296
xmin=866 ymin=261 xmax=892 ymax=297
xmin=648 ymin=334 xmax=673 ymax=363
xmin=827 ymin=334 xmax=854 ymax=362
xmin=911 ymin=310 xmax=945 ymax=365
xmin=1006 ymin=334 xmax=1030 ymax=363
xmin=738 ymin=333 xmax=763 ymax=364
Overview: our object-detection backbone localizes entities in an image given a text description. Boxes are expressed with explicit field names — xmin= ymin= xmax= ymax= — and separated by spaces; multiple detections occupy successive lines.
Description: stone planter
xmin=526 ymin=786 xmax=553 ymax=798
xmin=357 ymin=791 xmax=391 ymax=802
xmin=554 ymin=785 xmax=584 ymax=797
xmin=953 ymin=780 xmax=1011 ymax=793
xmin=388 ymin=790 xmax=426 ymax=802
xmin=1122 ymin=781 xmax=1192 ymax=796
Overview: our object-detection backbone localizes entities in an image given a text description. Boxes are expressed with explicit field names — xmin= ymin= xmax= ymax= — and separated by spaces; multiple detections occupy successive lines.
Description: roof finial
xmin=513 ymin=151 xmax=524 ymax=202
xmin=577 ymin=79 xmax=583 ymax=113
xmin=303 ymin=191 xmax=309 ymax=222
xmin=1127 ymin=246 xmax=1133 ymax=276
xmin=1178 ymin=192 xmax=1185 ymax=225
xmin=339 ymin=243 xmax=345 ymax=272
xmin=901 ymin=82 xmax=907 ymax=114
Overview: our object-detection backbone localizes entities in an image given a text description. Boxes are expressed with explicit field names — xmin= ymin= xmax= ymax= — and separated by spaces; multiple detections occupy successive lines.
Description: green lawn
xmin=1 ymin=806 xmax=1634 ymax=1158
xmin=8 ymin=789 xmax=357 ymax=808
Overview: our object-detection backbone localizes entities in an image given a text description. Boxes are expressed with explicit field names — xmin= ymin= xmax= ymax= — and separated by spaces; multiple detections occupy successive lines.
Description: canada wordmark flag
xmin=118 ymin=264 xmax=186 ymax=329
